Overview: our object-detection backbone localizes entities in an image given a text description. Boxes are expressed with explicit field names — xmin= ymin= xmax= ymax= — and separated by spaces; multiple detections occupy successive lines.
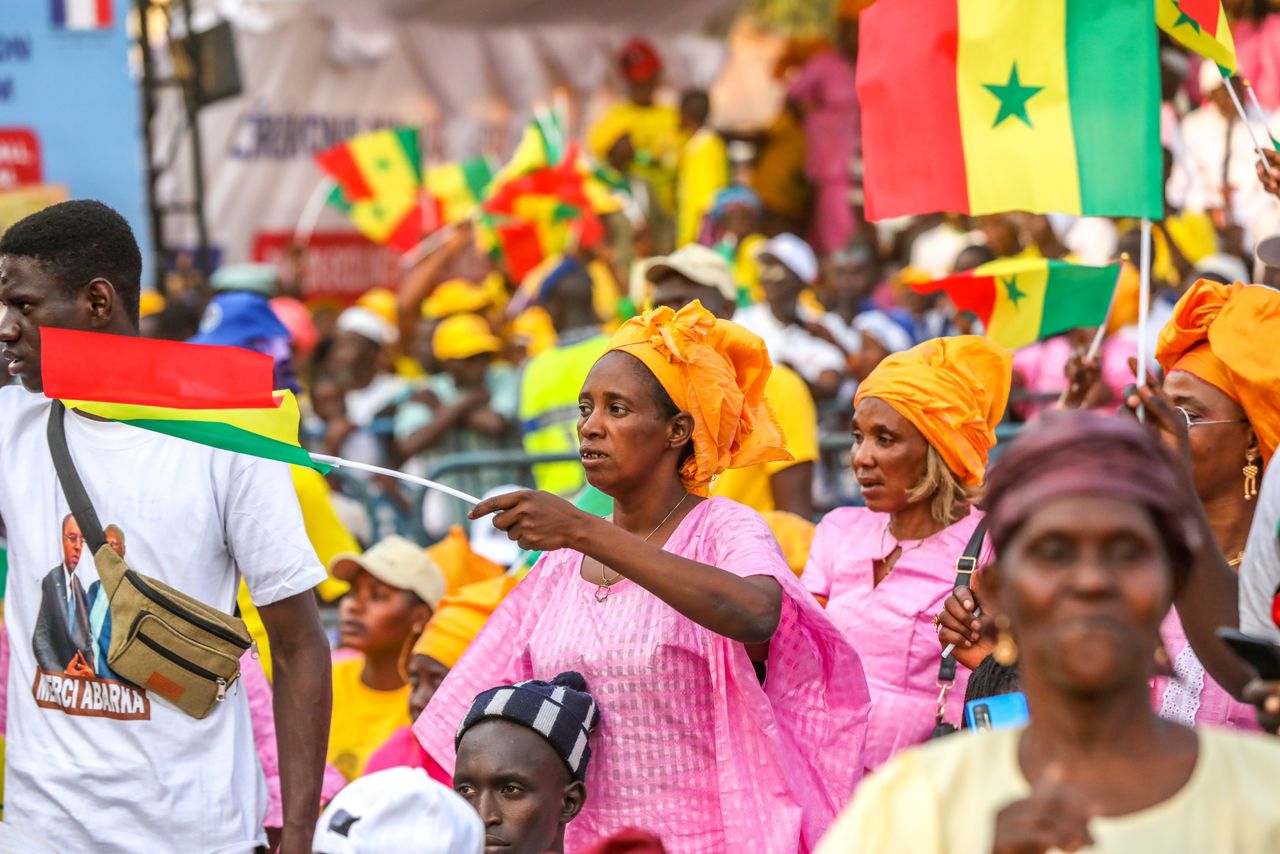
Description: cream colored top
xmin=817 ymin=725 xmax=1280 ymax=853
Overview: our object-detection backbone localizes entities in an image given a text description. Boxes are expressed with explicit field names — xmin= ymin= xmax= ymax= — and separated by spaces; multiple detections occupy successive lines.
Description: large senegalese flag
xmin=1157 ymin=0 xmax=1236 ymax=75
xmin=41 ymin=328 xmax=328 ymax=472
xmin=858 ymin=0 xmax=1163 ymax=221
xmin=911 ymin=258 xmax=1120 ymax=350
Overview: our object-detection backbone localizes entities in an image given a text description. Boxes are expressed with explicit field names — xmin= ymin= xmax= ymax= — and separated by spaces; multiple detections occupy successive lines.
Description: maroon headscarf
xmin=983 ymin=411 xmax=1203 ymax=578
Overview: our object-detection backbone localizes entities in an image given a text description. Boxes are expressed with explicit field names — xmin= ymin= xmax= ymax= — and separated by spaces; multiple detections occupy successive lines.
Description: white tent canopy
xmin=158 ymin=0 xmax=741 ymax=268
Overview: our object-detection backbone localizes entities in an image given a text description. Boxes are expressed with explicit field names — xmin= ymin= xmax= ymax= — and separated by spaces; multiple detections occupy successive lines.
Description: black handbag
xmin=930 ymin=519 xmax=989 ymax=739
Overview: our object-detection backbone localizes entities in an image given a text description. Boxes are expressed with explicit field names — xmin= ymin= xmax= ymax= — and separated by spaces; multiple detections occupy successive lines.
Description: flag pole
xmin=1220 ymin=70 xmax=1277 ymax=178
xmin=1244 ymin=79 xmax=1280 ymax=151
xmin=397 ymin=224 xmax=457 ymax=271
xmin=309 ymin=453 xmax=482 ymax=506
xmin=294 ymin=177 xmax=337 ymax=247
xmin=1136 ymin=220 xmax=1152 ymax=423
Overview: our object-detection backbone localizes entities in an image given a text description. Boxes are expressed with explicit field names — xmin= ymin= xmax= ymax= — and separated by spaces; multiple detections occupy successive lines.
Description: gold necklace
xmin=593 ymin=494 xmax=689 ymax=603
xmin=877 ymin=521 xmax=927 ymax=579
xmin=1228 ymin=550 xmax=1245 ymax=568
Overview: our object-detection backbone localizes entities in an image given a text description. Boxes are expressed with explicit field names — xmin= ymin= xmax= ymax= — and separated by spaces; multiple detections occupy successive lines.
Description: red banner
xmin=251 ymin=230 xmax=400 ymax=305
xmin=0 ymin=128 xmax=43 ymax=188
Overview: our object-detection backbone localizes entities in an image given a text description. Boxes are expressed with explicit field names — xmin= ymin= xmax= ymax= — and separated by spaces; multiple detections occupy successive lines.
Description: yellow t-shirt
xmin=326 ymin=655 xmax=411 ymax=781
xmin=817 ymin=726 xmax=1280 ymax=853
xmin=712 ymin=364 xmax=817 ymax=513
xmin=588 ymin=102 xmax=680 ymax=213
xmin=677 ymin=128 xmax=729 ymax=247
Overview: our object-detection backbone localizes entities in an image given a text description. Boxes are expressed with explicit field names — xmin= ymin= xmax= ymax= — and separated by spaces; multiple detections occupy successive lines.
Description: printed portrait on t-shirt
xmin=30 ymin=517 xmax=149 ymax=720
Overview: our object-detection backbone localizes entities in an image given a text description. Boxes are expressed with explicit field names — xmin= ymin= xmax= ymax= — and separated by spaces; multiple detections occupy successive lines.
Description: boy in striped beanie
xmin=453 ymin=672 xmax=597 ymax=854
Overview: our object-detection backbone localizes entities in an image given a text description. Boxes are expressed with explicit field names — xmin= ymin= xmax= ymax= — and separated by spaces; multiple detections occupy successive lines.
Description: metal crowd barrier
xmin=325 ymin=423 xmax=1025 ymax=546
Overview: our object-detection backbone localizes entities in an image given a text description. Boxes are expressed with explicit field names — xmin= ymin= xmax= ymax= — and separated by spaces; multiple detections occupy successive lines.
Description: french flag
xmin=52 ymin=0 xmax=113 ymax=30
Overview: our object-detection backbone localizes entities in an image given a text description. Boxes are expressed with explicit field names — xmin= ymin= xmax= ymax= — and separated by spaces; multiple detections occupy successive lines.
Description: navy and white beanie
xmin=456 ymin=671 xmax=598 ymax=781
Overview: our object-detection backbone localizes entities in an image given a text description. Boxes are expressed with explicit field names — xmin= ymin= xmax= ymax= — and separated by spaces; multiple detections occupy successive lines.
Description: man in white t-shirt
xmin=733 ymin=232 xmax=845 ymax=400
xmin=0 ymin=200 xmax=331 ymax=853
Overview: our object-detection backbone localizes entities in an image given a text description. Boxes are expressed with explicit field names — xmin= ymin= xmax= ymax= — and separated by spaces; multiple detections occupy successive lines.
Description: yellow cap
xmin=433 ymin=313 xmax=502 ymax=362
xmin=139 ymin=290 xmax=166 ymax=318
xmin=422 ymin=279 xmax=491 ymax=320
xmin=355 ymin=287 xmax=399 ymax=328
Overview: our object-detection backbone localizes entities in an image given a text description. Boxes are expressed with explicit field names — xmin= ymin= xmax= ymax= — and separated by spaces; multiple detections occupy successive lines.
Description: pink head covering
xmin=269 ymin=297 xmax=318 ymax=361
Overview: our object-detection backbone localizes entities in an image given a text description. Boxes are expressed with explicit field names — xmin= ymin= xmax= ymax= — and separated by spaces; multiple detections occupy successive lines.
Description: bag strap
xmin=46 ymin=401 xmax=107 ymax=554
xmin=934 ymin=518 xmax=990 ymax=716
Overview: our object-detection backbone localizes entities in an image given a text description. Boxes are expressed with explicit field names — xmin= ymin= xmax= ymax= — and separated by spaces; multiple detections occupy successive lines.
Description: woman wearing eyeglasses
xmin=942 ymin=278 xmax=1278 ymax=730
xmin=1142 ymin=278 xmax=1278 ymax=729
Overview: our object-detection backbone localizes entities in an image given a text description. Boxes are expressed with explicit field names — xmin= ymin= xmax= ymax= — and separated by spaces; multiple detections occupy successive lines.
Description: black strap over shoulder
xmin=47 ymin=401 xmax=107 ymax=554
xmin=937 ymin=518 xmax=990 ymax=684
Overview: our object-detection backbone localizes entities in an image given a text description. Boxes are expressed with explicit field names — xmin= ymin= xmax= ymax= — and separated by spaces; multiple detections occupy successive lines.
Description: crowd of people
xmin=4 ymin=1 xmax=1280 ymax=851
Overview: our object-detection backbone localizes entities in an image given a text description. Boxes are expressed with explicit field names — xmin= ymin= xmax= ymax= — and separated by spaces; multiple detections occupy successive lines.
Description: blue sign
xmin=0 ymin=1 xmax=151 ymax=277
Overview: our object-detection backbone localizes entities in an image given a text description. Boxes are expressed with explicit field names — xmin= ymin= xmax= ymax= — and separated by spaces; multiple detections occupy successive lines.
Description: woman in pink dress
xmin=1146 ymin=280 xmax=1277 ymax=730
xmin=803 ymin=336 xmax=1011 ymax=773
xmin=413 ymin=302 xmax=870 ymax=854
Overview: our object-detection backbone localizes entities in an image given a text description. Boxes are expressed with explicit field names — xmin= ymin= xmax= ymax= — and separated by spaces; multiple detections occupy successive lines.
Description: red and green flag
xmin=1157 ymin=0 xmax=1236 ymax=75
xmin=41 ymin=328 xmax=328 ymax=472
xmin=911 ymin=258 xmax=1120 ymax=350
xmin=858 ymin=0 xmax=1162 ymax=221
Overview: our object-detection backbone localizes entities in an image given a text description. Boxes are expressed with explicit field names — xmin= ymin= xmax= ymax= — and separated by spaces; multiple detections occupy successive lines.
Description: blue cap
xmin=190 ymin=291 xmax=290 ymax=348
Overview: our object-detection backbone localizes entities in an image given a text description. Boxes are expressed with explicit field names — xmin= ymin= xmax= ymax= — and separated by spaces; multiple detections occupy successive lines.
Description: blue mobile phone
xmin=964 ymin=692 xmax=1029 ymax=731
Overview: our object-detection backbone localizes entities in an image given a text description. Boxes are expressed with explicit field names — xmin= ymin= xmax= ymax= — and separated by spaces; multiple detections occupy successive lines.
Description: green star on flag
xmin=1172 ymin=0 xmax=1202 ymax=32
xmin=985 ymin=62 xmax=1043 ymax=128
xmin=1001 ymin=275 xmax=1027 ymax=307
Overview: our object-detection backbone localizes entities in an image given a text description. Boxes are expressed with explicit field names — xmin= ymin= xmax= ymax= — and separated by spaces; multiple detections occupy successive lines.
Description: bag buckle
xmin=955 ymin=555 xmax=977 ymax=577
xmin=215 ymin=678 xmax=228 ymax=702
xmin=935 ymin=680 xmax=952 ymax=719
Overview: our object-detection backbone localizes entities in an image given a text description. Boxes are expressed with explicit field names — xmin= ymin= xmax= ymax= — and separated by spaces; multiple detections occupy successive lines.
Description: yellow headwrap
xmin=855 ymin=336 xmax=1012 ymax=487
xmin=425 ymin=525 xmax=506 ymax=596
xmin=1156 ymin=279 xmax=1280 ymax=463
xmin=604 ymin=301 xmax=791 ymax=495
xmin=412 ymin=575 xmax=519 ymax=669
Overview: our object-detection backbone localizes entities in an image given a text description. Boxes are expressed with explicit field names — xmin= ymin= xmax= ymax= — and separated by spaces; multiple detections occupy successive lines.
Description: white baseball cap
xmin=469 ymin=484 xmax=524 ymax=567
xmin=758 ymin=232 xmax=819 ymax=284
xmin=312 ymin=767 xmax=483 ymax=854
xmin=329 ymin=535 xmax=447 ymax=611
xmin=644 ymin=243 xmax=737 ymax=303
xmin=337 ymin=305 xmax=399 ymax=346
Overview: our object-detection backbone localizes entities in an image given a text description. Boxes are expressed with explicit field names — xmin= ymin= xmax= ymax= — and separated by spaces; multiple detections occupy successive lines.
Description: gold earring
xmin=993 ymin=613 xmax=1019 ymax=666
xmin=1244 ymin=452 xmax=1260 ymax=501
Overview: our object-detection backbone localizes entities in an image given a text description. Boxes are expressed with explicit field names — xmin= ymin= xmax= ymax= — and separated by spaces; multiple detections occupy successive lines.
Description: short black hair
xmin=0 ymin=199 xmax=142 ymax=323
xmin=680 ymin=89 xmax=711 ymax=125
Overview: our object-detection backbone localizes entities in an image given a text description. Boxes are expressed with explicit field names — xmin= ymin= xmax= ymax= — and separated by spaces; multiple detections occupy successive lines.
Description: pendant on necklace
xmin=594 ymin=585 xmax=611 ymax=603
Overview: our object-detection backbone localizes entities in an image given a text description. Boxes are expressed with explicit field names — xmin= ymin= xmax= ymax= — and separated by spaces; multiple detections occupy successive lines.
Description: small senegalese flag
xmin=315 ymin=127 xmax=421 ymax=202
xmin=422 ymin=158 xmax=494 ymax=231
xmin=1157 ymin=0 xmax=1236 ymax=75
xmin=316 ymin=127 xmax=425 ymax=253
xmin=911 ymin=258 xmax=1120 ymax=351
xmin=41 ymin=328 xmax=328 ymax=472
xmin=858 ymin=0 xmax=1162 ymax=221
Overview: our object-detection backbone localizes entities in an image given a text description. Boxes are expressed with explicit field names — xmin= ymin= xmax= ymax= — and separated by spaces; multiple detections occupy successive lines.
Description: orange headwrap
xmin=604 ymin=301 xmax=792 ymax=495
xmin=1156 ymin=279 xmax=1280 ymax=463
xmin=855 ymin=336 xmax=1013 ymax=487
xmin=426 ymin=526 xmax=505 ymax=596
xmin=412 ymin=575 xmax=519 ymax=669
